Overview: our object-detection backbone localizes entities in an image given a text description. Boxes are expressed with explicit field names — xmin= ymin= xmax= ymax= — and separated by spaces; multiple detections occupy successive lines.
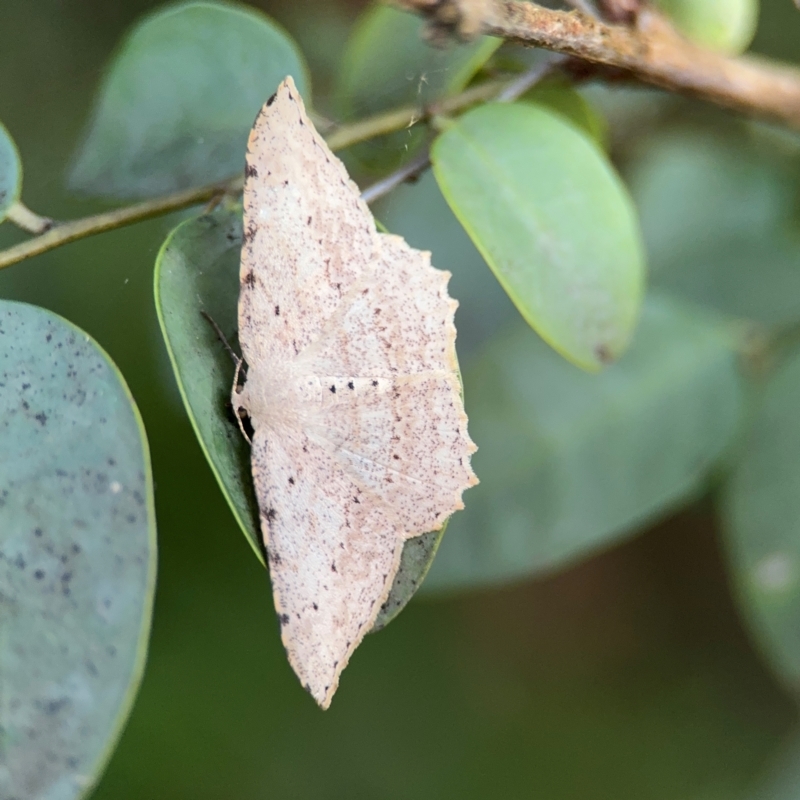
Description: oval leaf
xmin=154 ymin=203 xmax=438 ymax=630
xmin=424 ymin=295 xmax=745 ymax=592
xmin=721 ymin=345 xmax=800 ymax=693
xmin=524 ymin=76 xmax=608 ymax=148
xmin=69 ymin=0 xmax=309 ymax=198
xmin=432 ymin=102 xmax=645 ymax=371
xmin=0 ymin=301 xmax=156 ymax=800
xmin=0 ymin=120 xmax=21 ymax=221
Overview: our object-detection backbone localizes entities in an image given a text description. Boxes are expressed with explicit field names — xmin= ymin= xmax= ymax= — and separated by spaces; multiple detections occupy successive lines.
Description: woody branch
xmin=388 ymin=0 xmax=800 ymax=130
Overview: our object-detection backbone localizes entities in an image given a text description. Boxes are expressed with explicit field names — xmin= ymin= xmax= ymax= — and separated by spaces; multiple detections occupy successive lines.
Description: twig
xmin=0 ymin=178 xmax=242 ymax=271
xmin=0 ymin=75 xmax=518 ymax=272
xmin=5 ymin=201 xmax=54 ymax=235
xmin=495 ymin=53 xmax=568 ymax=102
xmin=361 ymin=149 xmax=433 ymax=205
xmin=388 ymin=0 xmax=800 ymax=129
xmin=361 ymin=55 xmax=563 ymax=205
xmin=325 ymin=77 xmax=506 ymax=151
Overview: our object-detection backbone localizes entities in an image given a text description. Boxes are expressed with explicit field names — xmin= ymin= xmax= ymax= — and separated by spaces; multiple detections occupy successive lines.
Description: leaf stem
xmin=5 ymin=201 xmax=55 ymax=235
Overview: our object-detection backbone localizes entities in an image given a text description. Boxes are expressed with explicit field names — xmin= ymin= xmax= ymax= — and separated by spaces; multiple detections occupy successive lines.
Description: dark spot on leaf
xmin=35 ymin=412 xmax=47 ymax=426
xmin=44 ymin=698 xmax=68 ymax=715
xmin=34 ymin=569 xmax=45 ymax=580
xmin=595 ymin=344 xmax=612 ymax=363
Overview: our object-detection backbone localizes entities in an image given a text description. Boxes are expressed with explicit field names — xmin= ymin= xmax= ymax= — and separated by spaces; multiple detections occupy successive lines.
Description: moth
xmin=233 ymin=76 xmax=477 ymax=708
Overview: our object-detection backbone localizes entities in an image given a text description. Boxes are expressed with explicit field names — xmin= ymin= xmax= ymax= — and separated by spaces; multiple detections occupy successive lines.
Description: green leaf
xmin=154 ymin=203 xmax=439 ymax=629
xmin=424 ymin=294 xmax=745 ymax=592
xmin=654 ymin=0 xmax=759 ymax=55
xmin=0 ymin=121 xmax=21 ymax=221
xmin=630 ymin=133 xmax=800 ymax=329
xmin=721 ymin=344 xmax=800 ymax=693
xmin=432 ymin=102 xmax=645 ymax=372
xmin=69 ymin=0 xmax=309 ymax=198
xmin=0 ymin=301 xmax=156 ymax=800
xmin=155 ymin=202 xmax=261 ymax=560
xmin=338 ymin=4 xmax=500 ymax=117
xmin=524 ymin=76 xmax=608 ymax=148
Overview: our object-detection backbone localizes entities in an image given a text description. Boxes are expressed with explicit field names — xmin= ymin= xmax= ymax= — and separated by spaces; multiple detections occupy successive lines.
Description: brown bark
xmin=389 ymin=0 xmax=800 ymax=130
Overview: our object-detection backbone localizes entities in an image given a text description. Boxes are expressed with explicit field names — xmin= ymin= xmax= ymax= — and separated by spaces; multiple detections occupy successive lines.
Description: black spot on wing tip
xmin=266 ymin=91 xmax=277 ymax=107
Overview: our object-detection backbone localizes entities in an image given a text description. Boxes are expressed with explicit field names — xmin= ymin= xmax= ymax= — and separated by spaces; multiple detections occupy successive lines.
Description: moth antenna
xmin=201 ymin=310 xmax=251 ymax=444
xmin=200 ymin=310 xmax=244 ymax=372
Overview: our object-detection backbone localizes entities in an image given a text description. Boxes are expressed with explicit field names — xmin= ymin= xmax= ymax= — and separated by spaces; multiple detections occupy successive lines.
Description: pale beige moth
xmin=233 ymin=76 xmax=477 ymax=708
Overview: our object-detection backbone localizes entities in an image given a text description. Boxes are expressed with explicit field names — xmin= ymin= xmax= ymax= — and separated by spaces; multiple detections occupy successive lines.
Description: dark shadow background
xmin=2 ymin=1 xmax=800 ymax=797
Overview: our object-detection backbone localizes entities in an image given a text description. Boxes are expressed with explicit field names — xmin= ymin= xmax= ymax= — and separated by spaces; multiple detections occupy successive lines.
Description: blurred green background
xmin=4 ymin=1 xmax=800 ymax=797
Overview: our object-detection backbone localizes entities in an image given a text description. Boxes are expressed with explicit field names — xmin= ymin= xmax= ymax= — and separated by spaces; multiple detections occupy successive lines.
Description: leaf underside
xmin=69 ymin=0 xmax=309 ymax=198
xmin=0 ymin=120 xmax=21 ymax=221
xmin=0 ymin=300 xmax=156 ymax=800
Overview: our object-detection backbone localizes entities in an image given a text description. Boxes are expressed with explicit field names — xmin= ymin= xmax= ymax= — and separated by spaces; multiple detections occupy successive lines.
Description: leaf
xmin=338 ymin=4 xmax=499 ymax=117
xmin=424 ymin=294 xmax=745 ymax=592
xmin=654 ymin=0 xmax=759 ymax=55
xmin=524 ymin=76 xmax=608 ymax=148
xmin=0 ymin=120 xmax=21 ymax=221
xmin=69 ymin=0 xmax=309 ymax=198
xmin=629 ymin=133 xmax=800 ymax=329
xmin=154 ymin=203 xmax=439 ymax=630
xmin=432 ymin=102 xmax=645 ymax=372
xmin=720 ymin=344 xmax=800 ymax=693
xmin=0 ymin=301 xmax=156 ymax=800
xmin=336 ymin=3 xmax=499 ymax=171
